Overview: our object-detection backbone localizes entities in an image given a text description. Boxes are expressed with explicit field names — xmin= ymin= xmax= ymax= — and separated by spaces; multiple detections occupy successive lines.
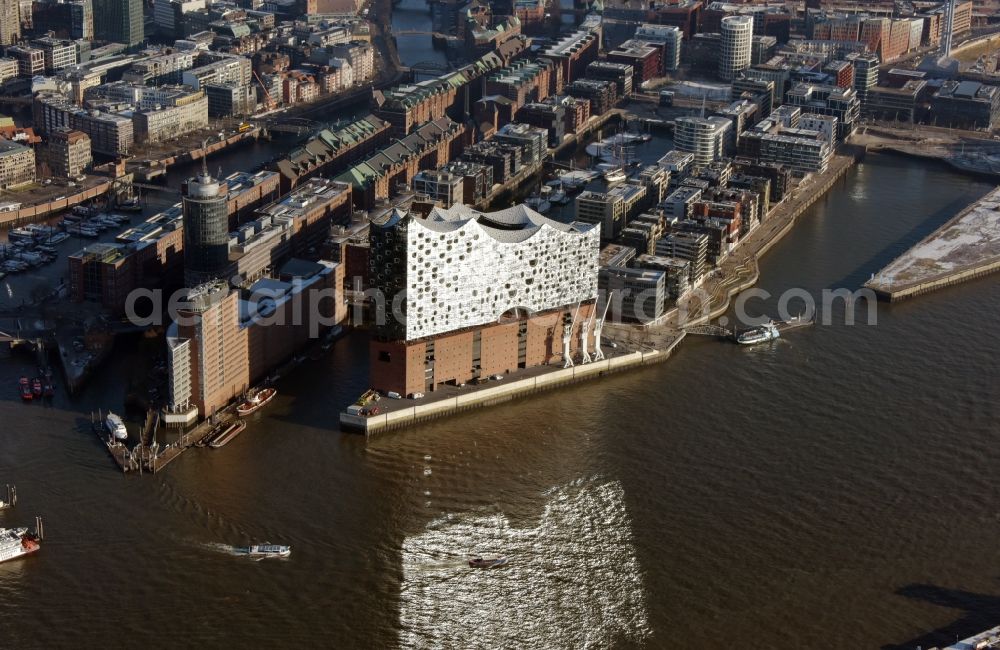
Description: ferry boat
xmin=736 ymin=321 xmax=781 ymax=345
xmin=18 ymin=377 xmax=32 ymax=401
xmin=105 ymin=412 xmax=128 ymax=441
xmin=208 ymin=420 xmax=247 ymax=449
xmin=0 ymin=527 xmax=40 ymax=564
xmin=237 ymin=544 xmax=291 ymax=558
xmin=236 ymin=387 xmax=277 ymax=416
xmin=468 ymin=556 xmax=508 ymax=569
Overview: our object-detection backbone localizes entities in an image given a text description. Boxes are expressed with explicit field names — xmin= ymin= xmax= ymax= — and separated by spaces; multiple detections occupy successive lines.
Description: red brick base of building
xmin=369 ymin=302 xmax=597 ymax=397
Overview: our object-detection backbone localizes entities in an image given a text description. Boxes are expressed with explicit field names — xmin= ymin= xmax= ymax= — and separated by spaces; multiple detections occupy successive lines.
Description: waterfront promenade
xmin=662 ymin=150 xmax=860 ymax=331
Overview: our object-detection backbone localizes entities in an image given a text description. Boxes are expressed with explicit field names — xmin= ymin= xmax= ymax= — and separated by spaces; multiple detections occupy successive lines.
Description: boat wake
xmin=399 ymin=477 xmax=650 ymax=648
xmin=200 ymin=542 xmax=245 ymax=556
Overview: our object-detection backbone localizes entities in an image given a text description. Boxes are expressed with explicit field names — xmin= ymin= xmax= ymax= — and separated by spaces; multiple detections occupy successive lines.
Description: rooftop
xmin=410 ymin=203 xmax=597 ymax=244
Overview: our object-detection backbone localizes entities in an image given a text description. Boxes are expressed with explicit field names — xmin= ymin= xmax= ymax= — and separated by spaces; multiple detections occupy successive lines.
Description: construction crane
xmin=253 ymin=69 xmax=276 ymax=109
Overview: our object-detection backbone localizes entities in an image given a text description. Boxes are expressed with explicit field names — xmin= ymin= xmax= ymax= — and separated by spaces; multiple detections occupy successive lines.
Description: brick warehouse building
xmin=368 ymin=204 xmax=600 ymax=397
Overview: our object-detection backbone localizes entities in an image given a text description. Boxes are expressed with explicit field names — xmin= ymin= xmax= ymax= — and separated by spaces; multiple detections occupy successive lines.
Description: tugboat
xmin=18 ymin=377 xmax=32 ymax=401
xmin=736 ymin=321 xmax=781 ymax=345
xmin=31 ymin=378 xmax=42 ymax=397
xmin=43 ymin=380 xmax=55 ymax=398
xmin=468 ymin=556 xmax=508 ymax=569
xmin=236 ymin=544 xmax=291 ymax=558
xmin=236 ymin=387 xmax=277 ymax=416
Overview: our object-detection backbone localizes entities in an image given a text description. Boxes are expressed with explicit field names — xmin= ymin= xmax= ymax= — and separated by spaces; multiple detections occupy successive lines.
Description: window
xmin=378 ymin=351 xmax=392 ymax=362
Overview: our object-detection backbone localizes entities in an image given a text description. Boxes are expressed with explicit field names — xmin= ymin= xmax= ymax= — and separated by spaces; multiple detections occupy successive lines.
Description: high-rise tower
xmin=182 ymin=170 xmax=229 ymax=287
xmin=719 ymin=15 xmax=754 ymax=82
xmin=93 ymin=0 xmax=143 ymax=47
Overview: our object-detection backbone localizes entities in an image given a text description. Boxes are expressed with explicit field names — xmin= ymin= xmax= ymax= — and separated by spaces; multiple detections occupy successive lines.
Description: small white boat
xmin=237 ymin=544 xmax=291 ymax=558
xmin=105 ymin=412 xmax=128 ymax=441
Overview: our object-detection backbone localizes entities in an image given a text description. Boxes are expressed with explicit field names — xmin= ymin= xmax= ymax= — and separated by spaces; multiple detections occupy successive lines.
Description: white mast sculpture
xmin=592 ymin=293 xmax=614 ymax=362
xmin=580 ymin=309 xmax=592 ymax=364
xmin=562 ymin=303 xmax=580 ymax=369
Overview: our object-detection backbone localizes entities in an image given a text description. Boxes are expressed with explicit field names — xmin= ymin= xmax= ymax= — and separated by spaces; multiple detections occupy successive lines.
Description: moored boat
xmin=18 ymin=377 xmax=31 ymax=401
xmin=208 ymin=420 xmax=247 ymax=449
xmin=236 ymin=387 xmax=277 ymax=416
xmin=105 ymin=412 xmax=128 ymax=441
xmin=31 ymin=379 xmax=42 ymax=397
xmin=603 ymin=168 xmax=627 ymax=184
xmin=736 ymin=321 xmax=781 ymax=345
xmin=0 ymin=527 xmax=40 ymax=564
xmin=524 ymin=196 xmax=551 ymax=214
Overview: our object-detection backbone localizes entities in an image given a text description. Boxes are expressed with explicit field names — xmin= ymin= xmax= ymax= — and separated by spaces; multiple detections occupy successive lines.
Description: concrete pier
xmin=340 ymin=333 xmax=685 ymax=435
xmin=865 ymin=185 xmax=1000 ymax=301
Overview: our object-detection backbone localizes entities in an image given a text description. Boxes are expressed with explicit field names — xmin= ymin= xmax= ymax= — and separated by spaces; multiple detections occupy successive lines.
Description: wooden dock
xmin=90 ymin=409 xmax=231 ymax=474
xmin=91 ymin=411 xmax=137 ymax=473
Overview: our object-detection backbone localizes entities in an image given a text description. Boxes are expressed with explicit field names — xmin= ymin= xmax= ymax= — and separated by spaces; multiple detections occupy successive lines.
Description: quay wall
xmin=341 ymin=335 xmax=684 ymax=435
xmin=688 ymin=151 xmax=858 ymax=326
xmin=134 ymin=128 xmax=261 ymax=179
xmin=867 ymin=252 xmax=1000 ymax=302
xmin=0 ymin=181 xmax=113 ymax=229
xmin=864 ymin=184 xmax=1000 ymax=301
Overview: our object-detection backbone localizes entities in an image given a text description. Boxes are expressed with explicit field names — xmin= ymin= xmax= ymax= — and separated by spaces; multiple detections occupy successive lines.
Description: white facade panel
xmin=403 ymin=206 xmax=599 ymax=340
